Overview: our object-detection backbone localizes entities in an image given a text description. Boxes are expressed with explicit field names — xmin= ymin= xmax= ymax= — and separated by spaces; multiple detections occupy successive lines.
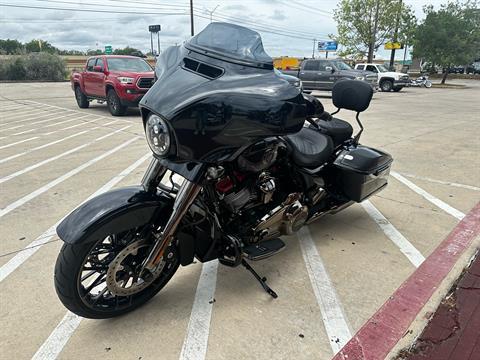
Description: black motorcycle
xmin=54 ymin=23 xmax=393 ymax=319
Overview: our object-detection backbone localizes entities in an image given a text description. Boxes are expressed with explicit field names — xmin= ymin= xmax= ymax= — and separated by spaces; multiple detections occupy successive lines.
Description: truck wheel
xmin=75 ymin=86 xmax=89 ymax=109
xmin=380 ymin=80 xmax=393 ymax=92
xmin=107 ymin=89 xmax=127 ymax=116
xmin=393 ymin=86 xmax=402 ymax=92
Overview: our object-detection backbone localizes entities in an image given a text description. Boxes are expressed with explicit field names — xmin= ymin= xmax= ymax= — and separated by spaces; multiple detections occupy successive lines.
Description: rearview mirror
xmin=332 ymin=79 xmax=373 ymax=113
xmin=325 ymin=66 xmax=333 ymax=72
xmin=93 ymin=65 xmax=103 ymax=72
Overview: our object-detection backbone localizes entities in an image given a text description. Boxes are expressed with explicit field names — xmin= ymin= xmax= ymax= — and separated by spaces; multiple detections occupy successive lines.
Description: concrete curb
xmin=332 ymin=202 xmax=480 ymax=360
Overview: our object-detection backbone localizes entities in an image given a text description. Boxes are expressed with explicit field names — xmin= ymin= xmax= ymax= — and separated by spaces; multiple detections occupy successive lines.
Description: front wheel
xmin=380 ymin=79 xmax=393 ymax=92
xmin=424 ymin=81 xmax=432 ymax=88
xmin=107 ymin=89 xmax=127 ymax=116
xmin=54 ymin=228 xmax=179 ymax=319
xmin=75 ymin=86 xmax=89 ymax=109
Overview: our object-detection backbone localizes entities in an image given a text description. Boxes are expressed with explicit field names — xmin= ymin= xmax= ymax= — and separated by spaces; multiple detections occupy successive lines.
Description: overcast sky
xmin=0 ymin=0 xmax=446 ymax=59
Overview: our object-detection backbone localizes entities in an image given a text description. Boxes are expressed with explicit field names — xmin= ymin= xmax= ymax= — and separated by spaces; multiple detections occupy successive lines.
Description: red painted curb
xmin=333 ymin=201 xmax=480 ymax=360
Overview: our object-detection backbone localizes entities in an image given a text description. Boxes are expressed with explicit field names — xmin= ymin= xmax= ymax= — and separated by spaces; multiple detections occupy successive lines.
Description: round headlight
xmin=145 ymin=113 xmax=170 ymax=156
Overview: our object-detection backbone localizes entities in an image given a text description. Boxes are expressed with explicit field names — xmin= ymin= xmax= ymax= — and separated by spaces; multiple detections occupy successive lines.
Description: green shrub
xmin=24 ymin=53 xmax=66 ymax=81
xmin=5 ymin=57 xmax=27 ymax=80
xmin=0 ymin=53 xmax=66 ymax=81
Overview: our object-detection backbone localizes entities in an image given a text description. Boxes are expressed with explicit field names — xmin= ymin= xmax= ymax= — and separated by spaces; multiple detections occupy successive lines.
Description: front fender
xmin=57 ymin=186 xmax=174 ymax=244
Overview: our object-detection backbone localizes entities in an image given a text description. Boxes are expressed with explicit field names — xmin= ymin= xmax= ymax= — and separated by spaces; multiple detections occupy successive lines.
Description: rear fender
xmin=56 ymin=186 xmax=174 ymax=245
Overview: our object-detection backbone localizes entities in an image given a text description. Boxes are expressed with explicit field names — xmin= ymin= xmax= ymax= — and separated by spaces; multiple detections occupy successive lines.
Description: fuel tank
xmin=140 ymin=23 xmax=306 ymax=163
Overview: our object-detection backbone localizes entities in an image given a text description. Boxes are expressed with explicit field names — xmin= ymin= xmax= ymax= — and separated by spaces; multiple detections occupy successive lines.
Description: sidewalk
xmin=403 ymin=251 xmax=480 ymax=360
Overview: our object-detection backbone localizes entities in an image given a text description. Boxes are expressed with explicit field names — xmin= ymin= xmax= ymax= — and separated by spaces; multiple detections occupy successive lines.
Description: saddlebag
xmin=334 ymin=146 xmax=393 ymax=202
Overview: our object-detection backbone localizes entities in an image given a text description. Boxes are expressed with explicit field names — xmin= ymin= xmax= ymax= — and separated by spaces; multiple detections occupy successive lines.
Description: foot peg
xmin=242 ymin=238 xmax=285 ymax=261
xmin=241 ymin=259 xmax=278 ymax=299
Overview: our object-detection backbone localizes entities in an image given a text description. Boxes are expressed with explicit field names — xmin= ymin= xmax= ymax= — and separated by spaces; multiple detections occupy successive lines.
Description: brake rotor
xmin=106 ymin=240 xmax=165 ymax=296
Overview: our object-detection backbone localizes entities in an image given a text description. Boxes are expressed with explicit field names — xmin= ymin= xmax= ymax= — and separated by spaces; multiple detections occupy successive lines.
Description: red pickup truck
xmin=71 ymin=55 xmax=155 ymax=116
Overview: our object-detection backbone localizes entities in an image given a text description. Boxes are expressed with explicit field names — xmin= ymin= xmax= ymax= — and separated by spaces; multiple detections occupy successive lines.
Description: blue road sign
xmin=318 ymin=41 xmax=338 ymax=51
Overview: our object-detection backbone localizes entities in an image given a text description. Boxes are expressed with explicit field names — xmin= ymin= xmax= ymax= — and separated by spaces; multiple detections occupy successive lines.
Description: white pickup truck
xmin=354 ymin=63 xmax=410 ymax=92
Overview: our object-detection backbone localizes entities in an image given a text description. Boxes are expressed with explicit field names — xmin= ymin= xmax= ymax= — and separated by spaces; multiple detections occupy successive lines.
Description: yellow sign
xmin=385 ymin=42 xmax=402 ymax=50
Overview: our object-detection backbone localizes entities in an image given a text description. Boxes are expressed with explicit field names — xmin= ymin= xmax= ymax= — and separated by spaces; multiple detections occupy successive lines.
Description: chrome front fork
xmin=141 ymin=158 xmax=202 ymax=271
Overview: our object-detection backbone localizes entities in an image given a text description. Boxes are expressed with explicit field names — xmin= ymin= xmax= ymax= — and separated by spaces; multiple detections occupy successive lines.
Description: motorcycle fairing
xmin=140 ymin=23 xmax=306 ymax=163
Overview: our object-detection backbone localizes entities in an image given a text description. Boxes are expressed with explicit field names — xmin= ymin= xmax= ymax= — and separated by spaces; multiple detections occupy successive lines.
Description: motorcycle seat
xmin=309 ymin=117 xmax=353 ymax=147
xmin=284 ymin=127 xmax=334 ymax=168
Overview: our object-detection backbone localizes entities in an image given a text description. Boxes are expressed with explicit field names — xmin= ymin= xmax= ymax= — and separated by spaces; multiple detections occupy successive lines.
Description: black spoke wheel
xmin=75 ymin=86 xmax=89 ymax=108
xmin=54 ymin=227 xmax=179 ymax=319
xmin=107 ymin=89 xmax=127 ymax=116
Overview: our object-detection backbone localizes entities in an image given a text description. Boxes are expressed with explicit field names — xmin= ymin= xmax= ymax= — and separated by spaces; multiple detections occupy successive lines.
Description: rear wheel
xmin=107 ymin=89 xmax=127 ymax=116
xmin=75 ymin=86 xmax=89 ymax=109
xmin=380 ymin=79 xmax=393 ymax=92
xmin=54 ymin=227 xmax=179 ymax=319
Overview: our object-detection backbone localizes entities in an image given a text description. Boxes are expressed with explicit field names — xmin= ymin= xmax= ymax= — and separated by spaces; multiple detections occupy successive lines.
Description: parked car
xmin=282 ymin=59 xmax=378 ymax=91
xmin=274 ymin=68 xmax=303 ymax=91
xmin=466 ymin=62 xmax=480 ymax=74
xmin=355 ymin=63 xmax=410 ymax=92
xmin=71 ymin=55 xmax=155 ymax=116
xmin=444 ymin=66 xmax=465 ymax=74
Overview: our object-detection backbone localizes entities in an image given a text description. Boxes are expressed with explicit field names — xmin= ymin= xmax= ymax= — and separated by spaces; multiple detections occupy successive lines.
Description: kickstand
xmin=241 ymin=259 xmax=278 ymax=299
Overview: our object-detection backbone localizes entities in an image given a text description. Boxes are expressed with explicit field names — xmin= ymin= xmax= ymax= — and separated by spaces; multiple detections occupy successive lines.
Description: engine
xmin=213 ymin=138 xmax=310 ymax=243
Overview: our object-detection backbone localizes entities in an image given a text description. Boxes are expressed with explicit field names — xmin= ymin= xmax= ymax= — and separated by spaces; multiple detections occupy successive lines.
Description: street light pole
xmin=312 ymin=38 xmax=316 ymax=58
xmin=190 ymin=0 xmax=194 ymax=36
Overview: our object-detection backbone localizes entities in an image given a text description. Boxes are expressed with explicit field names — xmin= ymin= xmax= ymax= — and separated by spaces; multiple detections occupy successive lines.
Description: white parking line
xmin=361 ymin=200 xmax=425 ymax=268
xmin=4 ymin=111 xmax=65 ymax=124
xmin=399 ymin=172 xmax=480 ymax=192
xmin=0 ymin=112 xmax=70 ymax=132
xmin=0 ymin=136 xmax=139 ymax=219
xmin=2 ymin=107 xmax=63 ymax=121
xmin=9 ymin=115 xmax=79 ymax=136
xmin=25 ymin=100 xmax=124 ymax=122
xmin=180 ymin=260 xmax=219 ymax=360
xmin=391 ymin=171 xmax=465 ymax=220
xmin=31 ymin=311 xmax=82 ymax=360
xmin=0 ymin=152 xmax=151 ymax=283
xmin=0 ymin=125 xmax=132 ymax=184
xmin=0 ymin=137 xmax=39 ymax=150
xmin=1 ymin=103 xmax=29 ymax=111
xmin=0 ymin=128 xmax=98 ymax=164
xmin=38 ymin=119 xmax=118 ymax=136
xmin=298 ymin=226 xmax=352 ymax=354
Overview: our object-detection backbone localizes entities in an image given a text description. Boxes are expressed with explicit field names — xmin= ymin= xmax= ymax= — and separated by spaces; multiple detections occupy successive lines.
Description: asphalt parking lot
xmin=0 ymin=81 xmax=479 ymax=360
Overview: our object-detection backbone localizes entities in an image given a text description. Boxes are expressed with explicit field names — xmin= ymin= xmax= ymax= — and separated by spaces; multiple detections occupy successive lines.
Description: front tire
xmin=380 ymin=79 xmax=393 ymax=92
xmin=75 ymin=86 xmax=89 ymax=109
xmin=54 ymin=230 xmax=179 ymax=319
xmin=107 ymin=89 xmax=127 ymax=116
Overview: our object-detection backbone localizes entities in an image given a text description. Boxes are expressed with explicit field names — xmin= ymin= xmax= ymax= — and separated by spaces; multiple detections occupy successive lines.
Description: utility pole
xmin=368 ymin=1 xmax=380 ymax=63
xmin=389 ymin=0 xmax=403 ymax=70
xmin=190 ymin=0 xmax=194 ymax=36
xmin=312 ymin=39 xmax=316 ymax=58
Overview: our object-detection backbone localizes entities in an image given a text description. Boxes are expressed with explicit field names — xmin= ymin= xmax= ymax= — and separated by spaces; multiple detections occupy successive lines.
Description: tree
xmin=413 ymin=1 xmax=480 ymax=84
xmin=25 ymin=39 xmax=58 ymax=54
xmin=113 ymin=46 xmax=145 ymax=57
xmin=0 ymin=39 xmax=24 ymax=54
xmin=333 ymin=0 xmax=416 ymax=62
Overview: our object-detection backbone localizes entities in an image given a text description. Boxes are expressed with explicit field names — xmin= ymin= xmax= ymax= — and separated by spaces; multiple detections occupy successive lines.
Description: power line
xmin=0 ymin=3 xmax=187 ymax=15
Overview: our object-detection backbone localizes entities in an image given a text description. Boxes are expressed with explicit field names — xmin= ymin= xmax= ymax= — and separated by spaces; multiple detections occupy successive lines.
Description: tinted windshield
xmin=107 ymin=58 xmax=152 ymax=72
xmin=377 ymin=64 xmax=389 ymax=72
xmin=333 ymin=61 xmax=352 ymax=70
xmin=186 ymin=22 xmax=272 ymax=69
